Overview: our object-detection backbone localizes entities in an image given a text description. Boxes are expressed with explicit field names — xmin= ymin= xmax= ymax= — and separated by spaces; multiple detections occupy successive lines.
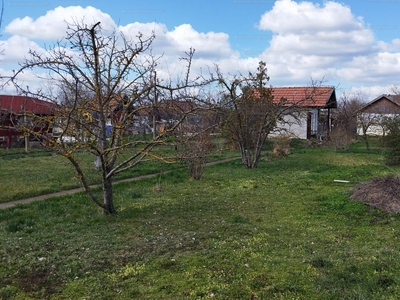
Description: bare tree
xmin=216 ymin=61 xmax=323 ymax=168
xmin=355 ymin=94 xmax=391 ymax=151
xmin=172 ymin=100 xmax=218 ymax=180
xmin=330 ymin=93 xmax=363 ymax=150
xmin=10 ymin=21 xmax=208 ymax=214
xmin=175 ymin=131 xmax=215 ymax=180
xmin=216 ymin=62 xmax=274 ymax=168
xmin=0 ymin=0 xmax=3 ymax=42
xmin=357 ymin=112 xmax=379 ymax=151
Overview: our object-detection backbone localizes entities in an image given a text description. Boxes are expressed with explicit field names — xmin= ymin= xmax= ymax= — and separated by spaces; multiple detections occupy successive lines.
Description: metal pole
xmin=24 ymin=95 xmax=29 ymax=153
xmin=152 ymin=71 xmax=157 ymax=139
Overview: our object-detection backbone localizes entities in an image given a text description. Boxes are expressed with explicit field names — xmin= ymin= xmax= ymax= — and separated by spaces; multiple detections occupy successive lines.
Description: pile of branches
xmin=350 ymin=176 xmax=400 ymax=214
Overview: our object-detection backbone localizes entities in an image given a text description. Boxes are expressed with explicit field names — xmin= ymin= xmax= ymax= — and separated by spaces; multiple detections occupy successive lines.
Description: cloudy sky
xmin=1 ymin=0 xmax=400 ymax=101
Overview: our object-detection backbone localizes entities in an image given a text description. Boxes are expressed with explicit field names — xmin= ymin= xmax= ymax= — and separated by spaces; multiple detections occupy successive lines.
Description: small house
xmin=356 ymin=94 xmax=400 ymax=136
xmin=0 ymin=95 xmax=56 ymax=148
xmin=270 ymin=86 xmax=337 ymax=139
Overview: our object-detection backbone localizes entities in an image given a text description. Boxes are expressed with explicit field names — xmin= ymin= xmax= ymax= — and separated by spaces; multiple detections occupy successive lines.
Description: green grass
xmin=0 ymin=138 xmax=236 ymax=203
xmin=1 ymin=141 xmax=400 ymax=299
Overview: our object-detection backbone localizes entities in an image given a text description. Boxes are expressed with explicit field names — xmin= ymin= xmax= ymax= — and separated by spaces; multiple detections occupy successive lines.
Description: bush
xmin=176 ymin=133 xmax=215 ymax=180
xmin=384 ymin=116 xmax=400 ymax=165
xmin=272 ymin=136 xmax=291 ymax=158
xmin=329 ymin=126 xmax=354 ymax=151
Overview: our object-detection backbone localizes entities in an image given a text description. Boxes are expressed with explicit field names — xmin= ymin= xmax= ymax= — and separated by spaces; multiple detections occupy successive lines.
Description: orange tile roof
xmin=271 ymin=86 xmax=336 ymax=108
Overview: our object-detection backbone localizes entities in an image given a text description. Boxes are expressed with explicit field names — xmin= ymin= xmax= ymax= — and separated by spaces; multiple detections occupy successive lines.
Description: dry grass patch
xmin=272 ymin=136 xmax=291 ymax=158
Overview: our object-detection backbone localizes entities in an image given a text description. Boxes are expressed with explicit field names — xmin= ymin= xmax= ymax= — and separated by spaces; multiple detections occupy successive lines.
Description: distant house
xmin=0 ymin=95 xmax=56 ymax=148
xmin=356 ymin=94 xmax=400 ymax=136
xmin=270 ymin=86 xmax=337 ymax=139
xmin=107 ymin=94 xmax=153 ymax=135
xmin=154 ymin=87 xmax=338 ymax=140
xmin=358 ymin=94 xmax=400 ymax=114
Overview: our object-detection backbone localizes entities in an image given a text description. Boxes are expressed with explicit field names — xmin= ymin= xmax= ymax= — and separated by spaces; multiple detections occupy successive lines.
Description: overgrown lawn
xmin=1 ymin=142 xmax=400 ymax=299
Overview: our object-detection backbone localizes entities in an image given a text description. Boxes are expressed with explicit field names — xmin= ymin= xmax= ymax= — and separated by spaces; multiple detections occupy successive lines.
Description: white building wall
xmin=270 ymin=111 xmax=308 ymax=139
xmin=356 ymin=113 xmax=394 ymax=136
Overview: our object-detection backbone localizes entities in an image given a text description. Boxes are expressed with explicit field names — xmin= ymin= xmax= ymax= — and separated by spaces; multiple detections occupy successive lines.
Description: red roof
xmin=0 ymin=95 xmax=56 ymax=115
xmin=271 ymin=86 xmax=336 ymax=108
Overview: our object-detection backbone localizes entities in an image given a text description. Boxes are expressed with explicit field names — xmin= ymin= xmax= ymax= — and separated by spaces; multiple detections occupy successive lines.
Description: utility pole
xmin=23 ymin=94 xmax=29 ymax=153
xmin=152 ymin=70 xmax=157 ymax=139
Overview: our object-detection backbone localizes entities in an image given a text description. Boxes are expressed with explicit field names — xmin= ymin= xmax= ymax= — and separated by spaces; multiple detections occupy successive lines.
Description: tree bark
xmin=103 ymin=176 xmax=115 ymax=214
xmin=240 ymin=144 xmax=259 ymax=169
xmin=363 ymin=133 xmax=370 ymax=151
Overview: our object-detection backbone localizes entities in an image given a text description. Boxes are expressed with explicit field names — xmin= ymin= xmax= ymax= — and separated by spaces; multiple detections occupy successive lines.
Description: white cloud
xmin=119 ymin=22 xmax=243 ymax=82
xmin=0 ymin=67 xmax=51 ymax=95
xmin=342 ymin=85 xmax=396 ymax=100
xmin=119 ymin=22 xmax=239 ymax=61
xmin=258 ymin=0 xmax=375 ymax=58
xmin=376 ymin=38 xmax=400 ymax=52
xmin=1 ymin=35 xmax=44 ymax=64
xmin=5 ymin=6 xmax=116 ymax=40
xmin=255 ymin=0 xmax=400 ymax=93
xmin=258 ymin=0 xmax=362 ymax=34
xmin=119 ymin=21 xmax=168 ymax=41
xmin=337 ymin=53 xmax=400 ymax=84
xmin=2 ymin=6 xmax=244 ymax=94
xmin=2 ymin=2 xmax=400 ymax=100
xmin=165 ymin=24 xmax=237 ymax=59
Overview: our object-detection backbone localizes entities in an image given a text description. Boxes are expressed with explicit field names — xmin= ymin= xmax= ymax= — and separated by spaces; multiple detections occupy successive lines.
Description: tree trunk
xmin=240 ymin=144 xmax=250 ymax=168
xmin=363 ymin=134 xmax=370 ymax=151
xmin=239 ymin=144 xmax=260 ymax=168
xmin=103 ymin=176 xmax=116 ymax=214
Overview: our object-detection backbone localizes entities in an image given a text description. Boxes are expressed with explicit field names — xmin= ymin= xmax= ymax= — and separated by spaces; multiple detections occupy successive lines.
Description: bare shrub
xmin=272 ymin=136 xmax=291 ymax=158
xmin=177 ymin=133 xmax=215 ymax=180
xmin=328 ymin=93 xmax=363 ymax=151
xmin=329 ymin=126 xmax=353 ymax=151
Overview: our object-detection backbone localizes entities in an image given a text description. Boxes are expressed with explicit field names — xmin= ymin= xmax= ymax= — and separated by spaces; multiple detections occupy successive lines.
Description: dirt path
xmin=0 ymin=158 xmax=239 ymax=210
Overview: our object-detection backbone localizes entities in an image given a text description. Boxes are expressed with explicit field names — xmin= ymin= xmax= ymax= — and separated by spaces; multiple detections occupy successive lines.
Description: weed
xmin=230 ymin=215 xmax=247 ymax=224
xmin=310 ymin=257 xmax=333 ymax=268
xmin=5 ymin=217 xmax=35 ymax=233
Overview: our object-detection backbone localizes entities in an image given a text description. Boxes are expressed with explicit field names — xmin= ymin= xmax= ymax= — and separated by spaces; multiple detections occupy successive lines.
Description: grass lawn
xmin=1 ymin=139 xmax=400 ymax=299
xmin=0 ymin=139 xmax=234 ymax=203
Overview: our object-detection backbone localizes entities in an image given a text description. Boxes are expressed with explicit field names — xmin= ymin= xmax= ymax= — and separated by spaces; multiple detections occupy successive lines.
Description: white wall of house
xmin=357 ymin=125 xmax=384 ymax=136
xmin=356 ymin=113 xmax=396 ymax=136
xmin=271 ymin=111 xmax=308 ymax=139
xmin=270 ymin=108 xmax=327 ymax=139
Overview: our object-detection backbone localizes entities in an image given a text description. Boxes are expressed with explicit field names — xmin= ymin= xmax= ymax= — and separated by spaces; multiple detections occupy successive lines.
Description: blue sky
xmin=2 ymin=0 xmax=400 ymax=99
